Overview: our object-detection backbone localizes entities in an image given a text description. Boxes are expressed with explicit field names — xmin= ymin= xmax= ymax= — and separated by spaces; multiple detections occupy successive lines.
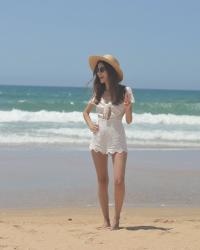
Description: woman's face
xmin=96 ymin=62 xmax=109 ymax=84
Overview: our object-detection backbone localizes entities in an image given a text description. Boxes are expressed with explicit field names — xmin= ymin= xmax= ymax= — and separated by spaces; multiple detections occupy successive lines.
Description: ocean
xmin=0 ymin=84 xmax=200 ymax=149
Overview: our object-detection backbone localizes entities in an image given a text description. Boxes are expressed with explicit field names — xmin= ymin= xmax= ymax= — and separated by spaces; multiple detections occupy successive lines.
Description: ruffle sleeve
xmin=88 ymin=94 xmax=96 ymax=104
xmin=125 ymin=86 xmax=135 ymax=103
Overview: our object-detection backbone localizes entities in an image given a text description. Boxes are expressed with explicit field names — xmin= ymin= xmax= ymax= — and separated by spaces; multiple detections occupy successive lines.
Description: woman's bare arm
xmin=125 ymin=104 xmax=132 ymax=124
xmin=124 ymin=92 xmax=133 ymax=124
xmin=82 ymin=103 xmax=99 ymax=134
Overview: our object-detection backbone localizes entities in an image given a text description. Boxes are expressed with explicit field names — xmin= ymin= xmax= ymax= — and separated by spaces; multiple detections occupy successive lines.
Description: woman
xmin=83 ymin=54 xmax=135 ymax=230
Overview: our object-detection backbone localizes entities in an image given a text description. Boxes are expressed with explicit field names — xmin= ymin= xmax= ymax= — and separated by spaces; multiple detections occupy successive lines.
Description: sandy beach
xmin=0 ymin=145 xmax=200 ymax=249
xmin=0 ymin=206 xmax=200 ymax=250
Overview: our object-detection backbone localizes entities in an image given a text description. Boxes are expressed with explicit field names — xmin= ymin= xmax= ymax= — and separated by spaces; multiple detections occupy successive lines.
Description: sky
xmin=0 ymin=0 xmax=200 ymax=90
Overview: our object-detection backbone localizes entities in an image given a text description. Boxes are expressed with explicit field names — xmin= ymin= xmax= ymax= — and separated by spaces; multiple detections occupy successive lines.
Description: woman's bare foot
xmin=96 ymin=218 xmax=111 ymax=230
xmin=110 ymin=216 xmax=120 ymax=230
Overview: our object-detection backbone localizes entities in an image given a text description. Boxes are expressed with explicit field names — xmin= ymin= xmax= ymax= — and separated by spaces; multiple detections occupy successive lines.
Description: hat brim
xmin=88 ymin=55 xmax=123 ymax=81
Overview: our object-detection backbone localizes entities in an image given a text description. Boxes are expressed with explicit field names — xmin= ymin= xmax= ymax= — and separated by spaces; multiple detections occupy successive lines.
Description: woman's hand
xmin=89 ymin=122 xmax=99 ymax=134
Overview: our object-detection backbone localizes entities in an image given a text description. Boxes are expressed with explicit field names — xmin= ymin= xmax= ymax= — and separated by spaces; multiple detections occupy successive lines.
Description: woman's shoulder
xmin=88 ymin=93 xmax=96 ymax=105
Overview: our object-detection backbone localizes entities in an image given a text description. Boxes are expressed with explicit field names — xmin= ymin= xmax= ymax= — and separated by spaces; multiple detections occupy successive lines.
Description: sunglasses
xmin=96 ymin=66 xmax=106 ymax=73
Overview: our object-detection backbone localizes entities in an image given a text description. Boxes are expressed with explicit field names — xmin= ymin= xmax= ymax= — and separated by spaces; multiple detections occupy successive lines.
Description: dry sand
xmin=0 ymin=206 xmax=200 ymax=250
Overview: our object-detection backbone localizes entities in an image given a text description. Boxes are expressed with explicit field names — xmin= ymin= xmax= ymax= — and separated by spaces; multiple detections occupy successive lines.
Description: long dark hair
xmin=90 ymin=60 xmax=126 ymax=105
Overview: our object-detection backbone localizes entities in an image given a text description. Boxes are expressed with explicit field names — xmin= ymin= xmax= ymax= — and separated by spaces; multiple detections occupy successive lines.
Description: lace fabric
xmin=89 ymin=144 xmax=128 ymax=155
xmin=88 ymin=86 xmax=134 ymax=155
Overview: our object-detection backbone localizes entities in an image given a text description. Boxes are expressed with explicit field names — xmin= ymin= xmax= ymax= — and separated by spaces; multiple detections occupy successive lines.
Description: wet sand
xmin=0 ymin=145 xmax=200 ymax=209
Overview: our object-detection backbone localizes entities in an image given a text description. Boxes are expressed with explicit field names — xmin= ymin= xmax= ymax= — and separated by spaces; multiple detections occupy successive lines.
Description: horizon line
xmin=0 ymin=83 xmax=199 ymax=92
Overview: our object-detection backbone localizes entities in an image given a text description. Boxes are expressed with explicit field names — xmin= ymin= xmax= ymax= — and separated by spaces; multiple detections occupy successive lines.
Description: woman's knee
xmin=98 ymin=176 xmax=109 ymax=185
xmin=114 ymin=177 xmax=125 ymax=186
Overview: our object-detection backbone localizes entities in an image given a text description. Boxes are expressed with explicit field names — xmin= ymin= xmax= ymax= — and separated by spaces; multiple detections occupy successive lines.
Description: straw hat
xmin=88 ymin=54 xmax=123 ymax=81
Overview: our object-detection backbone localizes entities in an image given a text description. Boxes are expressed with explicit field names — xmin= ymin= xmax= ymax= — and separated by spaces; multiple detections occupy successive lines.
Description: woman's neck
xmin=104 ymin=82 xmax=110 ymax=91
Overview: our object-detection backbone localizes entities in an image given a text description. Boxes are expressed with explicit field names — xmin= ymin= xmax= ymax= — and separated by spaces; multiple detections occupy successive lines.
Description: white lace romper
xmin=88 ymin=86 xmax=135 ymax=155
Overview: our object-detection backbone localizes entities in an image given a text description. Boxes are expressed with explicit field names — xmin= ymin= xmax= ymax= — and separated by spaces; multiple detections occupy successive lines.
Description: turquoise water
xmin=0 ymin=85 xmax=200 ymax=115
xmin=0 ymin=84 xmax=200 ymax=148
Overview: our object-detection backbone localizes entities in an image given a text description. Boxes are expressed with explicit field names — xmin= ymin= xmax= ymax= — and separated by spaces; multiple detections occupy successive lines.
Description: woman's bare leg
xmin=111 ymin=151 xmax=127 ymax=230
xmin=91 ymin=149 xmax=110 ymax=228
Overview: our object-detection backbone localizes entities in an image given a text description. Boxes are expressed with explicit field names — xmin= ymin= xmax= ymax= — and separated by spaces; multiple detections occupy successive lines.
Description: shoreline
xmin=0 ymin=143 xmax=200 ymax=151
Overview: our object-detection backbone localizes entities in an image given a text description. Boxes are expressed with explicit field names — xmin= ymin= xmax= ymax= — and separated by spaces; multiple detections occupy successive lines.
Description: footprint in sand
xmin=84 ymin=238 xmax=104 ymax=245
xmin=13 ymin=224 xmax=22 ymax=229
xmin=84 ymin=237 xmax=95 ymax=244
xmin=186 ymin=219 xmax=200 ymax=222
xmin=153 ymin=218 xmax=176 ymax=223
xmin=28 ymin=229 xmax=38 ymax=233
xmin=0 ymin=245 xmax=9 ymax=249
xmin=76 ymin=231 xmax=98 ymax=242
xmin=67 ymin=228 xmax=83 ymax=232
xmin=96 ymin=225 xmax=111 ymax=230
